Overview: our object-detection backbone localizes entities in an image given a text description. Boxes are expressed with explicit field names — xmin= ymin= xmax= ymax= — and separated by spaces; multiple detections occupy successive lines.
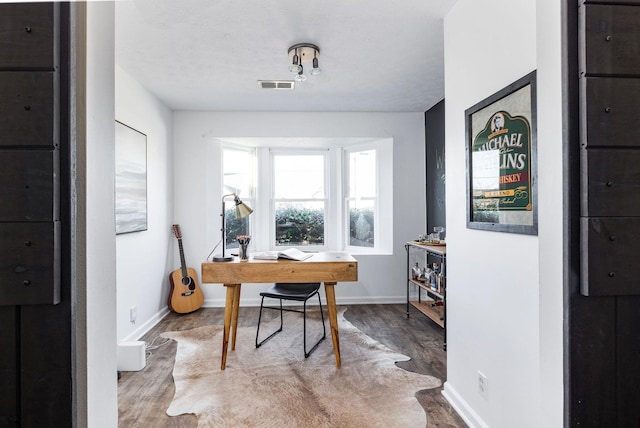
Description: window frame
xmin=221 ymin=145 xmax=256 ymax=249
xmin=342 ymin=140 xmax=392 ymax=255
xmin=269 ymin=148 xmax=331 ymax=252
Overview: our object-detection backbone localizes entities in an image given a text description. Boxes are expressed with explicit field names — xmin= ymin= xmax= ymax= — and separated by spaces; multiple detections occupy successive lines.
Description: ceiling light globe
xmin=310 ymin=67 xmax=322 ymax=76
xmin=289 ymin=64 xmax=302 ymax=73
xmin=294 ymin=73 xmax=307 ymax=82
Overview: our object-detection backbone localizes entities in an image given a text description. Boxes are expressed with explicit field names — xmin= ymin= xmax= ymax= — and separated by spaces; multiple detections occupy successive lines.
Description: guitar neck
xmin=177 ymin=238 xmax=188 ymax=278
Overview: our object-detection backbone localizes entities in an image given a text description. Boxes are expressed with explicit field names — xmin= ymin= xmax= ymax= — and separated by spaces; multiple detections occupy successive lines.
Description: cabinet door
xmin=0 ymin=222 xmax=60 ymax=305
xmin=581 ymin=149 xmax=640 ymax=217
xmin=581 ymin=77 xmax=640 ymax=147
xmin=0 ymin=72 xmax=56 ymax=147
xmin=0 ymin=150 xmax=59 ymax=221
xmin=0 ymin=3 xmax=57 ymax=70
xmin=581 ymin=4 xmax=640 ymax=76
xmin=581 ymin=217 xmax=640 ymax=296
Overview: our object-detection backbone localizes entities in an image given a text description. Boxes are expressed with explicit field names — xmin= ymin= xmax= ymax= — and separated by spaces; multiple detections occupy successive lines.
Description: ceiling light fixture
xmin=288 ymin=43 xmax=321 ymax=82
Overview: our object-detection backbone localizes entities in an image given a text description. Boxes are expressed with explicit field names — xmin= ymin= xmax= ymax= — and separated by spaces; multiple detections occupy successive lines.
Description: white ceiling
xmin=115 ymin=0 xmax=457 ymax=112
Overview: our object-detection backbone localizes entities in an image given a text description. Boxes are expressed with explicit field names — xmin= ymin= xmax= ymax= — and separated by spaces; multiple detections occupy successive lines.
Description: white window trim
xmin=221 ymin=145 xmax=256 ymax=249
xmin=342 ymin=140 xmax=393 ymax=255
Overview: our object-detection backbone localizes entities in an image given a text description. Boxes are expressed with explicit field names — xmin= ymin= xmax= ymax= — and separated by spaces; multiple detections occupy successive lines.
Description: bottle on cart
xmin=437 ymin=263 xmax=445 ymax=293
xmin=420 ymin=266 xmax=430 ymax=283
xmin=412 ymin=262 xmax=421 ymax=280
xmin=429 ymin=264 xmax=438 ymax=291
xmin=429 ymin=262 xmax=440 ymax=291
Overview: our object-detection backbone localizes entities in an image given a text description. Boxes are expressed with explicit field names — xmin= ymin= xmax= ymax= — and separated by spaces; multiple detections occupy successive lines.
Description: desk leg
xmin=231 ymin=284 xmax=241 ymax=350
xmin=324 ymin=282 xmax=341 ymax=368
xmin=221 ymin=284 xmax=238 ymax=370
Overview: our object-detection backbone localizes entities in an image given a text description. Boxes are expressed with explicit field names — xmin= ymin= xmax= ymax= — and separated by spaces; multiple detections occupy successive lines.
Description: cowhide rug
xmin=161 ymin=308 xmax=441 ymax=427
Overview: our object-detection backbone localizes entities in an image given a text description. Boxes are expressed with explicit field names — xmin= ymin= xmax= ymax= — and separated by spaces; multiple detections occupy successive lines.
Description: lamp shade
xmin=235 ymin=201 xmax=253 ymax=218
xmin=232 ymin=194 xmax=253 ymax=218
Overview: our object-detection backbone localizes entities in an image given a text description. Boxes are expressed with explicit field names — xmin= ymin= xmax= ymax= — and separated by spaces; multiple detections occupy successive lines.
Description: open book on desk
xmin=252 ymin=248 xmax=314 ymax=261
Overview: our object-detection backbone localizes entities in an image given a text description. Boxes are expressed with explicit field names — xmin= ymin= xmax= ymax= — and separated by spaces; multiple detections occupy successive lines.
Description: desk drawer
xmin=0 ymin=3 xmax=57 ymax=70
xmin=581 ymin=217 xmax=640 ymax=296
xmin=0 ymin=221 xmax=60 ymax=305
xmin=0 ymin=72 xmax=56 ymax=147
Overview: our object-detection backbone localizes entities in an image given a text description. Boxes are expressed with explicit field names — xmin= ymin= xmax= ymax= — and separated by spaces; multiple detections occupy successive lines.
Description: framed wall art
xmin=115 ymin=121 xmax=147 ymax=234
xmin=465 ymin=71 xmax=537 ymax=235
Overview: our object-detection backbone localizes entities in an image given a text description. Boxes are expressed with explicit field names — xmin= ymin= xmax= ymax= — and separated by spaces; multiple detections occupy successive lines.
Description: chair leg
xmin=318 ymin=291 xmax=326 ymax=339
xmin=255 ymin=297 xmax=284 ymax=348
xmin=303 ymin=292 xmax=327 ymax=358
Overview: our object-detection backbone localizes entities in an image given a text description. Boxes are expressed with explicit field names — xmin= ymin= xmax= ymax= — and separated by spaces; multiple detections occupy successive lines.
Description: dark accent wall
xmin=567 ymin=1 xmax=640 ymax=426
xmin=425 ymin=99 xmax=446 ymax=234
xmin=0 ymin=4 xmax=72 ymax=427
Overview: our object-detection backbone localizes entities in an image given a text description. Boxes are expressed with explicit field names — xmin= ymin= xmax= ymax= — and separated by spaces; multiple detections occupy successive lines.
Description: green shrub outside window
xmin=226 ymin=205 xmax=374 ymax=248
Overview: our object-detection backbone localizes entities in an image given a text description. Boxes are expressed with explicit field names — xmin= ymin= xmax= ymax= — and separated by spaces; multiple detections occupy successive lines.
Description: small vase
xmin=239 ymin=242 xmax=249 ymax=261
xmin=236 ymin=235 xmax=251 ymax=261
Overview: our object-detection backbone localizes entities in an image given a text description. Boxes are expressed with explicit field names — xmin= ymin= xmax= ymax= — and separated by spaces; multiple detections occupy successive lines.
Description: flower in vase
xmin=236 ymin=235 xmax=251 ymax=244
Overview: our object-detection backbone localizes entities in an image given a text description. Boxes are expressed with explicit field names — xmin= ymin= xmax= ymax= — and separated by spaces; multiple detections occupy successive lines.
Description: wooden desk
xmin=201 ymin=252 xmax=358 ymax=370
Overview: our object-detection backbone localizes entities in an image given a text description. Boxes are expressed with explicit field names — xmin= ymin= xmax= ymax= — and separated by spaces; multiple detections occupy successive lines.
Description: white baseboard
xmin=202 ymin=295 xmax=407 ymax=308
xmin=442 ymin=381 xmax=490 ymax=428
xmin=121 ymin=306 xmax=171 ymax=343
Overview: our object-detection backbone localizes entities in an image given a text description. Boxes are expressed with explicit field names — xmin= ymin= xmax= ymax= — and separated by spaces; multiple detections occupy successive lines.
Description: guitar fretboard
xmin=177 ymin=238 xmax=188 ymax=279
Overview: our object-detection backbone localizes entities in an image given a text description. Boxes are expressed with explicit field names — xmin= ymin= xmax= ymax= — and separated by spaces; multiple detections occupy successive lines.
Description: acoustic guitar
xmin=169 ymin=224 xmax=204 ymax=314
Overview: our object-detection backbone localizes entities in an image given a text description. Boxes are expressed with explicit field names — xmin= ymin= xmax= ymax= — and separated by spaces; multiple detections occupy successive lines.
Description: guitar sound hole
xmin=182 ymin=277 xmax=192 ymax=287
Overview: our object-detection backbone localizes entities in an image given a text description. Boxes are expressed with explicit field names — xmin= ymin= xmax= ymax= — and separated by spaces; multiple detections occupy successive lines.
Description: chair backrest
xmin=274 ymin=282 xmax=321 ymax=294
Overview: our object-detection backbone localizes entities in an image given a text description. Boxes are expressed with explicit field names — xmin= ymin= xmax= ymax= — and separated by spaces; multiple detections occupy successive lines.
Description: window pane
xmin=273 ymin=154 xmax=325 ymax=199
xmin=225 ymin=209 xmax=250 ymax=249
xmin=348 ymin=149 xmax=376 ymax=197
xmin=348 ymin=199 xmax=374 ymax=247
xmin=223 ymin=148 xmax=253 ymax=248
xmin=224 ymin=148 xmax=253 ymax=196
xmin=275 ymin=201 xmax=324 ymax=246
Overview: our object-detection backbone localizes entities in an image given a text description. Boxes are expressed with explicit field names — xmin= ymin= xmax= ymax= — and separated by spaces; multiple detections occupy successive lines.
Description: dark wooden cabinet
xmin=0 ymin=3 xmax=72 ymax=427
xmin=579 ymin=1 xmax=640 ymax=297
xmin=569 ymin=1 xmax=640 ymax=426
xmin=0 ymin=3 xmax=60 ymax=306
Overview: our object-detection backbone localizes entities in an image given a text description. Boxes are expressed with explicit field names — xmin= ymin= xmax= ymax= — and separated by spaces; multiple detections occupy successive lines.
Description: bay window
xmin=221 ymin=138 xmax=392 ymax=254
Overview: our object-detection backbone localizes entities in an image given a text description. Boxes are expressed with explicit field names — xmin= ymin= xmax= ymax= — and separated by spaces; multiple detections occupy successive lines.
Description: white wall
xmin=442 ymin=1 xmax=564 ymax=427
xmin=172 ymin=112 xmax=426 ymax=306
xmin=81 ymin=6 xmax=174 ymax=425
xmin=84 ymin=2 xmax=117 ymax=426
xmin=115 ymin=66 xmax=174 ymax=343
xmin=535 ymin=1 xmax=564 ymax=426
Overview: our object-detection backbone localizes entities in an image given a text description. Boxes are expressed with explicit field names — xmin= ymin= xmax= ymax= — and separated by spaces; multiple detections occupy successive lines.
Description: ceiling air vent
xmin=258 ymin=80 xmax=295 ymax=90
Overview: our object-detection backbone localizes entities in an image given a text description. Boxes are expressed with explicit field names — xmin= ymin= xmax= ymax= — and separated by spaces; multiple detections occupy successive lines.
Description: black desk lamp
xmin=212 ymin=193 xmax=253 ymax=262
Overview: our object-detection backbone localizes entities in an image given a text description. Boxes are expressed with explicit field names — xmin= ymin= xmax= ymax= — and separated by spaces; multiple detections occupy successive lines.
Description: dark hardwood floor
xmin=118 ymin=304 xmax=466 ymax=427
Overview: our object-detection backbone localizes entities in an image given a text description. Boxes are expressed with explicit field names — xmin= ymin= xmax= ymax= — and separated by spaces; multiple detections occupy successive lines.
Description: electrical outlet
xmin=478 ymin=371 xmax=488 ymax=399
xmin=130 ymin=306 xmax=137 ymax=324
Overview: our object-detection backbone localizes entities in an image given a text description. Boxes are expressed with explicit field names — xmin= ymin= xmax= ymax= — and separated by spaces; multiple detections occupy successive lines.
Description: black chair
xmin=255 ymin=282 xmax=326 ymax=358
